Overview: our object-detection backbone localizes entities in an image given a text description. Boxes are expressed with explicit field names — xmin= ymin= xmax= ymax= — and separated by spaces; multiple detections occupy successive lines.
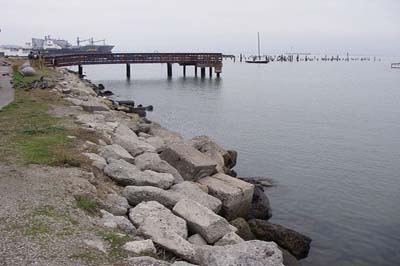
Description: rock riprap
xmin=172 ymin=199 xmax=235 ymax=244
xmin=99 ymin=144 xmax=135 ymax=164
xmin=198 ymin=173 xmax=254 ymax=220
xmin=160 ymin=143 xmax=217 ymax=181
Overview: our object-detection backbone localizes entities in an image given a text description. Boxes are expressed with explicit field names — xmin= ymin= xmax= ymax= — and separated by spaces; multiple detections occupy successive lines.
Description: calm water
xmin=82 ymin=59 xmax=400 ymax=266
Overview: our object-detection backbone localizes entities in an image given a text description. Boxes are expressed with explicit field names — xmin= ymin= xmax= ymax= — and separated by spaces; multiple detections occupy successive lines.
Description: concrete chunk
xmin=99 ymin=144 xmax=135 ymax=164
xmin=160 ymin=143 xmax=217 ymax=181
xmin=173 ymin=199 xmax=235 ymax=244
xmin=122 ymin=240 xmax=156 ymax=256
xmin=123 ymin=186 xmax=179 ymax=208
xmin=198 ymin=173 xmax=254 ymax=220
xmin=214 ymin=232 xmax=244 ymax=246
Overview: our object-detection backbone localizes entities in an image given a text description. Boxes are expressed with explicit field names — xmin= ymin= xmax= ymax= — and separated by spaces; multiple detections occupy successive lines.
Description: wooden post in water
xmin=167 ymin=63 xmax=173 ymax=78
xmin=209 ymin=67 xmax=213 ymax=78
xmin=183 ymin=65 xmax=186 ymax=77
xmin=201 ymin=67 xmax=206 ymax=78
xmin=126 ymin=63 xmax=131 ymax=79
xmin=78 ymin=65 xmax=83 ymax=78
xmin=195 ymin=66 xmax=198 ymax=77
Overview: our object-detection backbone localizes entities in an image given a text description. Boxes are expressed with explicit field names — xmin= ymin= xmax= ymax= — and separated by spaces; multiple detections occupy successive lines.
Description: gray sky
xmin=1 ymin=0 xmax=399 ymax=55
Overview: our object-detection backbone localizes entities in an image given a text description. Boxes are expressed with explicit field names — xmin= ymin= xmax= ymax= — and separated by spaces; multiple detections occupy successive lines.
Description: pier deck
xmin=44 ymin=53 xmax=223 ymax=78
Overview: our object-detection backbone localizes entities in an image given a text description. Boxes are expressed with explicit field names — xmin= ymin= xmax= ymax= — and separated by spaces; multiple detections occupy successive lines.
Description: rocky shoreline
xmin=37 ymin=67 xmax=311 ymax=265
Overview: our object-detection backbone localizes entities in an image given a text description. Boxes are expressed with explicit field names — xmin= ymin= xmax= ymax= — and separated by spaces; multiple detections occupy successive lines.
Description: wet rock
xmin=104 ymin=159 xmax=174 ymax=189
xmin=280 ymin=247 xmax=300 ymax=266
xmin=214 ymin=232 xmax=244 ymax=246
xmin=194 ymin=240 xmax=284 ymax=266
xmin=101 ymin=193 xmax=130 ymax=216
xmin=172 ymin=199 xmax=235 ymax=244
xmin=99 ymin=144 xmax=135 ymax=164
xmin=198 ymin=173 xmax=254 ymax=220
xmin=98 ymin=210 xmax=136 ymax=234
xmin=160 ymin=143 xmax=217 ymax=181
xmin=122 ymin=240 xmax=156 ymax=256
xmin=248 ymin=219 xmax=312 ymax=260
xmin=246 ymin=185 xmax=272 ymax=220
xmin=188 ymin=234 xmax=208 ymax=246
xmin=134 ymin=152 xmax=183 ymax=183
xmin=223 ymin=150 xmax=238 ymax=170
xmin=129 ymin=201 xmax=196 ymax=262
xmin=230 ymin=218 xmax=255 ymax=241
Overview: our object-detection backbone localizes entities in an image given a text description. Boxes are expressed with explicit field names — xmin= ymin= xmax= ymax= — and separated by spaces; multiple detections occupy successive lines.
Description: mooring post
xmin=209 ymin=67 xmax=213 ymax=78
xmin=183 ymin=65 xmax=186 ymax=77
xmin=126 ymin=63 xmax=131 ymax=79
xmin=78 ymin=65 xmax=83 ymax=78
xmin=167 ymin=63 xmax=173 ymax=78
xmin=195 ymin=66 xmax=198 ymax=77
xmin=217 ymin=72 xmax=221 ymax=78
xmin=201 ymin=67 xmax=206 ymax=78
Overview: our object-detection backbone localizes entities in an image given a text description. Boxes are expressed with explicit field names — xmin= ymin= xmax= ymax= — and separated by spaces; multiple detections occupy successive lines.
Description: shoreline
xmin=1 ymin=62 xmax=311 ymax=265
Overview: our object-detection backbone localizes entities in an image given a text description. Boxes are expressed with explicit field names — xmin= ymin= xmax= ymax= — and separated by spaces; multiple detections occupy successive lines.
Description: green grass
xmin=75 ymin=195 xmax=99 ymax=215
xmin=100 ymin=231 xmax=132 ymax=257
xmin=24 ymin=220 xmax=51 ymax=237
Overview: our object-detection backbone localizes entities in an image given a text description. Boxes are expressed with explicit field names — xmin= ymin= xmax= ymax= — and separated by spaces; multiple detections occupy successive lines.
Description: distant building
xmin=0 ymin=44 xmax=32 ymax=57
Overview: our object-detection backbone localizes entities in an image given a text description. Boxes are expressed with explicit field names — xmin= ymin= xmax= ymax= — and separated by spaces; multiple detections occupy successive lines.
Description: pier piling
xmin=183 ymin=65 xmax=186 ymax=77
xmin=78 ymin=65 xmax=83 ymax=78
xmin=167 ymin=63 xmax=173 ymax=78
xmin=209 ymin=67 xmax=213 ymax=78
xmin=201 ymin=67 xmax=206 ymax=78
xmin=195 ymin=66 xmax=198 ymax=77
xmin=126 ymin=63 xmax=131 ymax=79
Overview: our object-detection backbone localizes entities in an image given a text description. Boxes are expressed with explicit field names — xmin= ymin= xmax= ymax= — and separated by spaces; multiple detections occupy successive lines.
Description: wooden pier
xmin=44 ymin=53 xmax=223 ymax=79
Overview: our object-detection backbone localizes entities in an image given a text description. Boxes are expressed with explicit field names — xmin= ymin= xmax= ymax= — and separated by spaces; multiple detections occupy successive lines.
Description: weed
xmin=75 ymin=195 xmax=99 ymax=215
xmin=100 ymin=231 xmax=132 ymax=257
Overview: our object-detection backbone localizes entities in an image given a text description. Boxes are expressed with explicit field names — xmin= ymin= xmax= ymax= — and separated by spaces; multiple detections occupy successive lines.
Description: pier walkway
xmin=44 ymin=53 xmax=223 ymax=79
xmin=0 ymin=59 xmax=13 ymax=110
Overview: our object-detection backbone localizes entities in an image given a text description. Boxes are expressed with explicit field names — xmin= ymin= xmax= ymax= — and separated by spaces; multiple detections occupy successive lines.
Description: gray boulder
xmin=169 ymin=182 xmax=222 ymax=213
xmin=104 ymin=159 xmax=174 ymax=189
xmin=21 ymin=66 xmax=36 ymax=76
xmin=187 ymin=234 xmax=208 ymax=246
xmin=246 ymin=185 xmax=272 ymax=220
xmin=100 ymin=193 xmax=130 ymax=216
xmin=123 ymin=186 xmax=179 ymax=209
xmin=160 ymin=143 xmax=217 ymax=181
xmin=145 ymin=136 xmax=166 ymax=152
xmin=97 ymin=210 xmax=135 ymax=234
xmin=82 ymin=152 xmax=107 ymax=171
xmin=171 ymin=262 xmax=198 ymax=266
xmin=99 ymin=144 xmax=135 ymax=164
xmin=195 ymin=240 xmax=284 ymax=266
xmin=230 ymin=218 xmax=255 ymax=241
xmin=80 ymin=96 xmax=110 ymax=112
xmin=198 ymin=173 xmax=254 ymax=220
xmin=113 ymin=134 xmax=156 ymax=157
xmin=214 ymin=232 xmax=244 ymax=246
xmin=172 ymin=199 xmax=235 ymax=244
xmin=190 ymin=135 xmax=227 ymax=173
xmin=127 ymin=256 xmax=170 ymax=266
xmin=129 ymin=201 xmax=196 ymax=262
xmin=149 ymin=123 xmax=183 ymax=145
xmin=122 ymin=240 xmax=156 ymax=256
xmin=248 ymin=219 xmax=312 ymax=260
xmin=135 ymin=152 xmax=183 ymax=183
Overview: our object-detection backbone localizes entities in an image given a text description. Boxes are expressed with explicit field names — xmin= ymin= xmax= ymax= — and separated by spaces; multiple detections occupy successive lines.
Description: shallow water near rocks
xmin=82 ymin=59 xmax=400 ymax=266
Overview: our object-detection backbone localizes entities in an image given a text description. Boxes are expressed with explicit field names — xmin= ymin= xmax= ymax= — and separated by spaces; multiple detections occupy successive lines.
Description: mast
xmin=257 ymin=32 xmax=261 ymax=58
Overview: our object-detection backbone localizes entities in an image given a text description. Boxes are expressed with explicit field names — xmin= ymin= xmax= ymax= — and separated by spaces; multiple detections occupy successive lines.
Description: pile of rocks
xmin=55 ymin=69 xmax=311 ymax=265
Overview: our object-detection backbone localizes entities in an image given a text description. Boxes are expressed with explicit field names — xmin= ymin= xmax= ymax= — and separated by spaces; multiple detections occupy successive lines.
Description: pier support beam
xmin=78 ymin=65 xmax=83 ymax=78
xmin=126 ymin=63 xmax=131 ymax=79
xmin=194 ymin=66 xmax=198 ymax=77
xmin=209 ymin=67 xmax=213 ymax=78
xmin=167 ymin=63 xmax=173 ymax=78
xmin=217 ymin=73 xmax=221 ymax=78
xmin=183 ymin=65 xmax=186 ymax=77
xmin=201 ymin=67 xmax=206 ymax=78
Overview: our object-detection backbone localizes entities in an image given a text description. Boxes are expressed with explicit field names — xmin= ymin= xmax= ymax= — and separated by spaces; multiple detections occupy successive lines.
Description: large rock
xmin=195 ymin=240 xmax=284 ymax=266
xmin=99 ymin=144 xmax=135 ymax=164
xmin=123 ymin=186 xmax=179 ymax=209
xmin=135 ymin=152 xmax=183 ymax=183
xmin=280 ymin=247 xmax=300 ymax=266
xmin=80 ymin=96 xmax=110 ymax=112
xmin=190 ymin=135 xmax=227 ymax=173
xmin=248 ymin=219 xmax=312 ymax=260
xmin=20 ymin=66 xmax=36 ymax=76
xmin=100 ymin=193 xmax=130 ymax=216
xmin=198 ymin=173 xmax=254 ymax=220
xmin=145 ymin=136 xmax=166 ymax=152
xmin=104 ymin=159 xmax=174 ymax=189
xmin=246 ymin=185 xmax=272 ymax=220
xmin=113 ymin=134 xmax=156 ymax=157
xmin=160 ymin=143 xmax=217 ymax=181
xmin=114 ymin=123 xmax=138 ymax=138
xmin=169 ymin=182 xmax=221 ymax=213
xmin=214 ymin=232 xmax=244 ymax=246
xmin=129 ymin=201 xmax=196 ymax=262
xmin=187 ymin=234 xmax=208 ymax=246
xmin=172 ymin=199 xmax=235 ymax=244
xmin=122 ymin=240 xmax=156 ymax=256
xmin=97 ymin=210 xmax=135 ymax=234
xmin=123 ymin=183 xmax=221 ymax=213
xmin=171 ymin=262 xmax=198 ymax=266
xmin=230 ymin=218 xmax=255 ymax=241
xmin=149 ymin=123 xmax=183 ymax=145
xmin=82 ymin=152 xmax=107 ymax=170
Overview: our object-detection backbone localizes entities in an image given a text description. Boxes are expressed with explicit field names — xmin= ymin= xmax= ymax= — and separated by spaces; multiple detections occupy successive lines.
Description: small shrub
xmin=75 ymin=195 xmax=98 ymax=215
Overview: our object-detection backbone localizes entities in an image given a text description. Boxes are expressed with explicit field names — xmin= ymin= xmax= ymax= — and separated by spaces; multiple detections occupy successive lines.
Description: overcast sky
xmin=1 ymin=0 xmax=399 ymax=55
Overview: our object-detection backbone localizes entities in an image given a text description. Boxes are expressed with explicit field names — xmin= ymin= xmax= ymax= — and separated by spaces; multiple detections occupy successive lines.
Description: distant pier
xmin=44 ymin=53 xmax=223 ymax=79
